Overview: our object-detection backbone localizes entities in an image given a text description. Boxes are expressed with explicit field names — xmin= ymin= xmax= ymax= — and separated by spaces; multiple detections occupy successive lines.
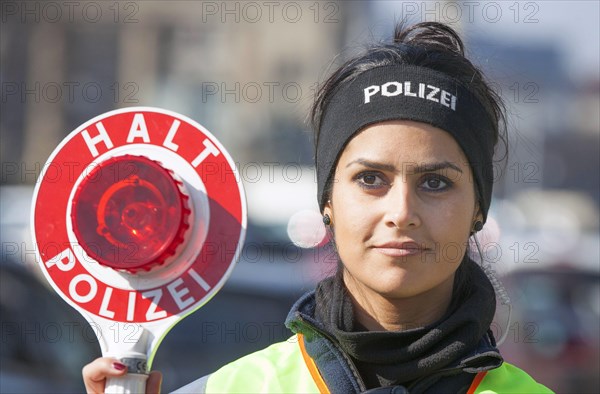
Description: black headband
xmin=316 ymin=64 xmax=496 ymax=223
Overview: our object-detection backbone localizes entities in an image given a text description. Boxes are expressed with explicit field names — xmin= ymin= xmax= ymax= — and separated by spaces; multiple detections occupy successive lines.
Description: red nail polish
xmin=113 ymin=362 xmax=127 ymax=371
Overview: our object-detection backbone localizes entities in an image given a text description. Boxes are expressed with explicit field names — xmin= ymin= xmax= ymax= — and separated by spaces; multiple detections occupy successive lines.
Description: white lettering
xmin=440 ymin=90 xmax=452 ymax=107
xmin=363 ymin=85 xmax=380 ymax=104
xmin=418 ymin=83 xmax=426 ymax=98
xmin=142 ymin=289 xmax=167 ymax=320
xmin=426 ymin=85 xmax=440 ymax=102
xmin=362 ymin=81 xmax=457 ymax=111
xmin=81 ymin=122 xmax=114 ymax=158
xmin=99 ymin=287 xmax=115 ymax=318
xmin=191 ymin=139 xmax=220 ymax=167
xmin=381 ymin=82 xmax=402 ymax=97
xmin=69 ymin=274 xmax=98 ymax=303
xmin=45 ymin=248 xmax=76 ymax=271
xmin=126 ymin=113 xmax=150 ymax=143
xmin=163 ymin=119 xmax=181 ymax=151
xmin=404 ymin=82 xmax=417 ymax=97
xmin=189 ymin=268 xmax=211 ymax=291
xmin=127 ymin=292 xmax=136 ymax=321
xmin=167 ymin=278 xmax=195 ymax=310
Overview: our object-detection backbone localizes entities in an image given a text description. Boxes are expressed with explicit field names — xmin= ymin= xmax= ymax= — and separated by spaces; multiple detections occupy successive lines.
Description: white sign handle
xmin=106 ymin=374 xmax=148 ymax=394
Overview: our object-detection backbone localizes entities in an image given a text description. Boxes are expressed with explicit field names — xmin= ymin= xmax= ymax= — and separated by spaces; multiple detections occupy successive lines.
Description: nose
xmin=383 ymin=179 xmax=421 ymax=229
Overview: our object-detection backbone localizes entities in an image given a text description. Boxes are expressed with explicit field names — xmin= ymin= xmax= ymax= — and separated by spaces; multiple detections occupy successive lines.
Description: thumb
xmin=146 ymin=371 xmax=163 ymax=394
xmin=82 ymin=357 xmax=128 ymax=394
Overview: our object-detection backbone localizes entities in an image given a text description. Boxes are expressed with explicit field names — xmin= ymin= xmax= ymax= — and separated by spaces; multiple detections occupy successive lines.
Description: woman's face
xmin=325 ymin=120 xmax=481 ymax=301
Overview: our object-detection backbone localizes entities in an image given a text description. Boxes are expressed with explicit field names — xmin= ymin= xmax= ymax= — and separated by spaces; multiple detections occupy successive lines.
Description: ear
xmin=473 ymin=199 xmax=482 ymax=220
xmin=471 ymin=200 xmax=484 ymax=231
xmin=323 ymin=199 xmax=332 ymax=215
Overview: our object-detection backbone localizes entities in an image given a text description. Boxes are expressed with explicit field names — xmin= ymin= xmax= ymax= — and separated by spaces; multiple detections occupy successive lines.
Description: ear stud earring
xmin=471 ymin=220 xmax=483 ymax=234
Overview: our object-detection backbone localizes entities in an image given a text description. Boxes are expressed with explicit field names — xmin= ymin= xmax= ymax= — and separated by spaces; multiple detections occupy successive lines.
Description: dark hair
xmin=310 ymin=21 xmax=508 ymax=205
xmin=311 ymin=22 xmax=507 ymax=298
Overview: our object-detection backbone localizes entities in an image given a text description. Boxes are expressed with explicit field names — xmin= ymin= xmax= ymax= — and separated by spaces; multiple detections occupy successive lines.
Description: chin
xmin=373 ymin=284 xmax=423 ymax=299
xmin=364 ymin=271 xmax=419 ymax=298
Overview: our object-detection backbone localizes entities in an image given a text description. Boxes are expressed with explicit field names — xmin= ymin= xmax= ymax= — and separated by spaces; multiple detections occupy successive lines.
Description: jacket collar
xmin=285 ymin=289 xmax=503 ymax=394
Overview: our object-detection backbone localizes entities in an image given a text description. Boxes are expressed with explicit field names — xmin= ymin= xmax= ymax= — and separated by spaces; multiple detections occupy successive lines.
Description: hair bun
xmin=394 ymin=21 xmax=464 ymax=56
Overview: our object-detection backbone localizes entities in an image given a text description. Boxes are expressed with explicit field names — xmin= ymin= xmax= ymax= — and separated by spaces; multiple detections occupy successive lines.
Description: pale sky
xmin=372 ymin=1 xmax=599 ymax=83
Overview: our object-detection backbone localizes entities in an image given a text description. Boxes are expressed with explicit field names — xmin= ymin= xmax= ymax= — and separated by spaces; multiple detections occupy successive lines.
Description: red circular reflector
xmin=71 ymin=155 xmax=190 ymax=272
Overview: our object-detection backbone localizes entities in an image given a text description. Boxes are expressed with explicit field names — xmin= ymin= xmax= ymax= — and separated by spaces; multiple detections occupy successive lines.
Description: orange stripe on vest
xmin=297 ymin=333 xmax=331 ymax=394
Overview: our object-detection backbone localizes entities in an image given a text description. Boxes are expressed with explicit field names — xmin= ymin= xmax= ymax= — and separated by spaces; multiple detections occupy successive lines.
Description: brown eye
xmin=354 ymin=171 xmax=387 ymax=189
xmin=420 ymin=175 xmax=452 ymax=192
xmin=427 ymin=178 xmax=441 ymax=189
xmin=363 ymin=174 xmax=377 ymax=184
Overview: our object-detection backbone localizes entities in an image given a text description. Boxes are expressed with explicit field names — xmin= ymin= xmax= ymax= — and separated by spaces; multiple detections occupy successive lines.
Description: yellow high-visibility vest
xmin=174 ymin=334 xmax=553 ymax=394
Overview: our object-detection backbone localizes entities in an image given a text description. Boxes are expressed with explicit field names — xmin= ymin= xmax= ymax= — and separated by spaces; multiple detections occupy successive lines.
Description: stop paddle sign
xmin=31 ymin=107 xmax=246 ymax=393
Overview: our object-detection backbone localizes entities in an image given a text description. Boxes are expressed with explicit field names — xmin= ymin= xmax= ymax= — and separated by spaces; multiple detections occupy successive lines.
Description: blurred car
xmin=0 ymin=258 xmax=99 ymax=393
xmin=501 ymin=266 xmax=600 ymax=393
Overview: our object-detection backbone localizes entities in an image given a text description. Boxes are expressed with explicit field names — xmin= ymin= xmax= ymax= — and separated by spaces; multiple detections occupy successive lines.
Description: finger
xmin=82 ymin=357 xmax=128 ymax=394
xmin=146 ymin=371 xmax=163 ymax=394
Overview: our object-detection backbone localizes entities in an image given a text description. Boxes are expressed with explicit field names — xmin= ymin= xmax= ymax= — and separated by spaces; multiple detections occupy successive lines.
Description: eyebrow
xmin=345 ymin=158 xmax=463 ymax=174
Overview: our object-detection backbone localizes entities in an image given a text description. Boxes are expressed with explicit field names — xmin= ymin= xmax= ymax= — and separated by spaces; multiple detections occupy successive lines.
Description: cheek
xmin=427 ymin=197 xmax=473 ymax=242
xmin=333 ymin=205 xmax=371 ymax=242
xmin=329 ymin=187 xmax=376 ymax=251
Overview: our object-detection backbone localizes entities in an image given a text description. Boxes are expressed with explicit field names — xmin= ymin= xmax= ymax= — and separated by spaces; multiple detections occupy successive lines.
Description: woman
xmin=84 ymin=22 xmax=552 ymax=393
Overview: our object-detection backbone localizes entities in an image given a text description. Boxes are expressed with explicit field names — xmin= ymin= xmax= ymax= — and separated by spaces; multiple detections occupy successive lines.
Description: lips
xmin=372 ymin=241 xmax=428 ymax=257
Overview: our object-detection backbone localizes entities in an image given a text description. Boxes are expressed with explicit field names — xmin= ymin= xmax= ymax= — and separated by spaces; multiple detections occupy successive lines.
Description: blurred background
xmin=1 ymin=1 xmax=598 ymax=392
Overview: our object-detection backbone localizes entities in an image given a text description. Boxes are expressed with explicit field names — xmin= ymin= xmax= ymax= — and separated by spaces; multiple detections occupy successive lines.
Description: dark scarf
xmin=315 ymin=257 xmax=497 ymax=390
